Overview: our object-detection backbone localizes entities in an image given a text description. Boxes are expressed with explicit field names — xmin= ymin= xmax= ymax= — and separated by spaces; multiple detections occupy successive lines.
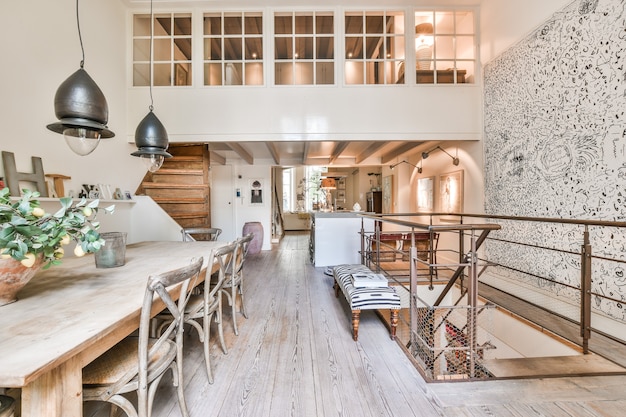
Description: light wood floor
xmin=87 ymin=232 xmax=626 ymax=417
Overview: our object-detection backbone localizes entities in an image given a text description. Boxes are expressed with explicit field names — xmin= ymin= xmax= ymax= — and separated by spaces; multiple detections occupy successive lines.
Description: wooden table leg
xmin=21 ymin=357 xmax=82 ymax=417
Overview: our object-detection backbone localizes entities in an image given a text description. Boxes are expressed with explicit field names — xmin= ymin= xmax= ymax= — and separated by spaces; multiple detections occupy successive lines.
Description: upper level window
xmin=414 ymin=10 xmax=475 ymax=84
xmin=133 ymin=13 xmax=192 ymax=86
xmin=204 ymin=12 xmax=264 ymax=86
xmin=344 ymin=11 xmax=405 ymax=85
xmin=274 ymin=12 xmax=335 ymax=85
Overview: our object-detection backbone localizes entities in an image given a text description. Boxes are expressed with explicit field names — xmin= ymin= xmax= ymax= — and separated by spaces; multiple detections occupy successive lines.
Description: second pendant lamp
xmin=131 ymin=0 xmax=172 ymax=172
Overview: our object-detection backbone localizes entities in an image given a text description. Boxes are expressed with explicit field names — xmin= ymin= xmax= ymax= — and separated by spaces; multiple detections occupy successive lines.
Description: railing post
xmin=360 ymin=217 xmax=365 ymax=265
xmin=580 ymin=226 xmax=592 ymax=354
xmin=467 ymin=229 xmax=478 ymax=378
xmin=374 ymin=220 xmax=381 ymax=273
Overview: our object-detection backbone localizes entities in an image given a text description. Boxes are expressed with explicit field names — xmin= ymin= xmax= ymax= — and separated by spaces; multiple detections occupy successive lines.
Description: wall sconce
xmin=130 ymin=0 xmax=172 ymax=172
xmin=47 ymin=0 xmax=114 ymax=156
xmin=389 ymin=160 xmax=422 ymax=173
xmin=421 ymin=146 xmax=460 ymax=166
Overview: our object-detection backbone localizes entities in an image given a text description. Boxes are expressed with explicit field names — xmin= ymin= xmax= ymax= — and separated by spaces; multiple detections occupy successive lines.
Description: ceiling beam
xmin=355 ymin=141 xmax=388 ymax=164
xmin=265 ymin=142 xmax=280 ymax=165
xmin=226 ymin=142 xmax=254 ymax=165
xmin=329 ymin=142 xmax=350 ymax=164
xmin=302 ymin=142 xmax=310 ymax=164
xmin=209 ymin=151 xmax=226 ymax=165
xmin=381 ymin=142 xmax=424 ymax=164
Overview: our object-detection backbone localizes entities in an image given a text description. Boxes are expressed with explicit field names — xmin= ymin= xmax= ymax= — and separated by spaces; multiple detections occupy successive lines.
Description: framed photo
xmin=250 ymin=179 xmax=264 ymax=205
xmin=337 ymin=178 xmax=346 ymax=190
xmin=337 ymin=190 xmax=346 ymax=200
xmin=417 ymin=176 xmax=434 ymax=212
xmin=439 ymin=170 xmax=464 ymax=214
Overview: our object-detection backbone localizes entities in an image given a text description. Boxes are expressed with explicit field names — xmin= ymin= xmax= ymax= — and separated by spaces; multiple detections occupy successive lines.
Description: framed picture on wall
xmin=417 ymin=176 xmax=434 ymax=212
xmin=439 ymin=170 xmax=463 ymax=214
xmin=249 ymin=178 xmax=264 ymax=206
xmin=337 ymin=178 xmax=346 ymax=190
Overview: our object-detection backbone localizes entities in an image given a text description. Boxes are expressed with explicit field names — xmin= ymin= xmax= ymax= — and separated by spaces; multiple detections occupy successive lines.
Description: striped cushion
xmin=333 ymin=264 xmax=401 ymax=310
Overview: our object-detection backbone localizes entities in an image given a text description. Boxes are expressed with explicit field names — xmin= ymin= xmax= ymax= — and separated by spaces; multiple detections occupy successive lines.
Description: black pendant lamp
xmin=131 ymin=0 xmax=172 ymax=172
xmin=47 ymin=0 xmax=114 ymax=156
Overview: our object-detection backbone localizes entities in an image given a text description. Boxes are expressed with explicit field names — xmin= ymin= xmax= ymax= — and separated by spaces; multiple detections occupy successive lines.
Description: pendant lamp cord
xmin=149 ymin=0 xmax=154 ymax=111
xmin=76 ymin=0 xmax=85 ymax=69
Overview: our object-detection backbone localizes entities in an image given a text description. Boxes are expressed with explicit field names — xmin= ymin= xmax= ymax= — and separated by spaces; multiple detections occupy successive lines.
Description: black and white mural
xmin=483 ymin=0 xmax=626 ymax=322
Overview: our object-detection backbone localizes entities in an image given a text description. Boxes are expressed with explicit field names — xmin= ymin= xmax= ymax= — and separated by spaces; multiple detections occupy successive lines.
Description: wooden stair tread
xmin=168 ymin=155 xmax=203 ymax=162
xmin=169 ymin=212 xmax=209 ymax=219
xmin=152 ymin=197 xmax=206 ymax=204
xmin=141 ymin=182 xmax=207 ymax=189
xmin=153 ymin=168 xmax=204 ymax=175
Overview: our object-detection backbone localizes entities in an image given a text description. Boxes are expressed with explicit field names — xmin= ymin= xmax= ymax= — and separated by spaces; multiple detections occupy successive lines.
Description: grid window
xmin=204 ymin=12 xmax=264 ymax=86
xmin=133 ymin=13 xmax=192 ymax=87
xmin=274 ymin=12 xmax=335 ymax=85
xmin=414 ymin=10 xmax=475 ymax=84
xmin=345 ymin=11 xmax=405 ymax=85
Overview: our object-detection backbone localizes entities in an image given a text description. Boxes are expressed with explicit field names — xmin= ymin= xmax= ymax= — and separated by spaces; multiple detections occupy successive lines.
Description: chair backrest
xmin=206 ymin=242 xmax=238 ymax=300
xmin=182 ymin=227 xmax=222 ymax=242
xmin=137 ymin=257 xmax=204 ymax=416
xmin=235 ymin=233 xmax=254 ymax=274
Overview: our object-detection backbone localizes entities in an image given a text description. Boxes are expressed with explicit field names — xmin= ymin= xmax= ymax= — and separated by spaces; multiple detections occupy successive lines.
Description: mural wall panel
xmin=483 ymin=0 xmax=626 ymax=321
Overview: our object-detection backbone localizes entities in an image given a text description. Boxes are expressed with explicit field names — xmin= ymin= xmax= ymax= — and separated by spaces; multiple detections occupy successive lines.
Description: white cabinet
xmin=311 ymin=212 xmax=374 ymax=267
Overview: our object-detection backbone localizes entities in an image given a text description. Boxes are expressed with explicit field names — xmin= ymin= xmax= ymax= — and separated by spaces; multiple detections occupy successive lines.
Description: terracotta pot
xmin=0 ymin=256 xmax=43 ymax=306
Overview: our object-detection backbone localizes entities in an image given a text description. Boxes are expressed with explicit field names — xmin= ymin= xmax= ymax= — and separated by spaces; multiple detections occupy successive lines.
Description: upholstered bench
xmin=332 ymin=264 xmax=401 ymax=341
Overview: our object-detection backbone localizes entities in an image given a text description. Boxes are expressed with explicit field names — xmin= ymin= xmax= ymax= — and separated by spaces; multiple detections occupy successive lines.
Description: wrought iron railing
xmin=357 ymin=212 xmax=626 ymax=380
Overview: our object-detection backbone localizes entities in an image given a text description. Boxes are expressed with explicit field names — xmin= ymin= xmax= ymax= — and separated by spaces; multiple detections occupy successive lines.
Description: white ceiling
xmin=206 ymin=139 xmax=439 ymax=167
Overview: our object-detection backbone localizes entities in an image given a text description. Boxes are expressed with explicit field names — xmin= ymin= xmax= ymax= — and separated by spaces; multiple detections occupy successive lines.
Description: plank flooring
xmin=86 ymin=232 xmax=626 ymax=417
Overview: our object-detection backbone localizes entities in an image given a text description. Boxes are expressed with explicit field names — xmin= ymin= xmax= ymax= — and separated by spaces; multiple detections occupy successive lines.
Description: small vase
xmin=0 ymin=256 xmax=43 ymax=306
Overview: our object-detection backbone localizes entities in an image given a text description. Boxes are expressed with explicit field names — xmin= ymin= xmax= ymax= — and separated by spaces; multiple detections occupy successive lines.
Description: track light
xmin=389 ymin=160 xmax=422 ymax=173
xmin=421 ymin=146 xmax=460 ymax=166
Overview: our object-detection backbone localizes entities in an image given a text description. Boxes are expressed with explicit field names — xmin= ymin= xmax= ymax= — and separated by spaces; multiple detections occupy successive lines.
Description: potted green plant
xmin=0 ymin=187 xmax=114 ymax=305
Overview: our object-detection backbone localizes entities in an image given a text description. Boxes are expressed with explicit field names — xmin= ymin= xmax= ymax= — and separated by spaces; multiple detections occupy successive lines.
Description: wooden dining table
xmin=0 ymin=240 xmax=225 ymax=417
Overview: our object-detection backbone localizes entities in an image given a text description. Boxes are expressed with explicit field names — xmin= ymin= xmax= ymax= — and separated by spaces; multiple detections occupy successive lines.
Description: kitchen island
xmin=309 ymin=211 xmax=375 ymax=267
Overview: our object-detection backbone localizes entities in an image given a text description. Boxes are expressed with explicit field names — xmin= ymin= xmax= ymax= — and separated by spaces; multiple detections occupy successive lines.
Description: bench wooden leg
xmin=390 ymin=310 xmax=398 ymax=340
xmin=352 ymin=310 xmax=361 ymax=341
xmin=334 ymin=281 xmax=339 ymax=297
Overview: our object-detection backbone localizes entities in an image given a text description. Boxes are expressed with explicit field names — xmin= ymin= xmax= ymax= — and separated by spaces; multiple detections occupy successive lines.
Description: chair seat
xmin=185 ymin=293 xmax=219 ymax=317
xmin=83 ymin=337 xmax=176 ymax=394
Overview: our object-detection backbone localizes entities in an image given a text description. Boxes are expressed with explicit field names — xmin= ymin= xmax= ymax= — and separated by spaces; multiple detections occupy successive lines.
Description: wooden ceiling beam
xmin=265 ymin=142 xmax=281 ymax=165
xmin=226 ymin=142 xmax=254 ymax=165
xmin=355 ymin=141 xmax=388 ymax=164
xmin=381 ymin=142 xmax=423 ymax=164
xmin=329 ymin=142 xmax=350 ymax=164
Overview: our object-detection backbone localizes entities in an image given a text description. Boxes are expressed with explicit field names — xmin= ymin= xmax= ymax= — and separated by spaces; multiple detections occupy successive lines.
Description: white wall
xmin=0 ymin=0 xmax=147 ymax=196
xmin=480 ymin=0 xmax=573 ymax=64
xmin=211 ymin=163 xmax=272 ymax=250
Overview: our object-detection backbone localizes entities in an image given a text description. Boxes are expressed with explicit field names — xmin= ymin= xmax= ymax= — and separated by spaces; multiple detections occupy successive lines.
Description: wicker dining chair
xmin=82 ymin=257 xmax=204 ymax=417
xmin=220 ymin=233 xmax=254 ymax=335
xmin=181 ymin=227 xmax=222 ymax=242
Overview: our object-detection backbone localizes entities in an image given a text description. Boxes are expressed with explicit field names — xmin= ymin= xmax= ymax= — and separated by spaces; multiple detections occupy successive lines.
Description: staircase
xmin=135 ymin=144 xmax=211 ymax=229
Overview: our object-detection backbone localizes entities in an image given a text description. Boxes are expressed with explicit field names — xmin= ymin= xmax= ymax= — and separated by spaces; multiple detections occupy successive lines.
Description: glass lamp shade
xmin=63 ymin=127 xmax=101 ymax=156
xmin=47 ymin=68 xmax=114 ymax=155
xmin=131 ymin=110 xmax=172 ymax=172
xmin=138 ymin=154 xmax=166 ymax=172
